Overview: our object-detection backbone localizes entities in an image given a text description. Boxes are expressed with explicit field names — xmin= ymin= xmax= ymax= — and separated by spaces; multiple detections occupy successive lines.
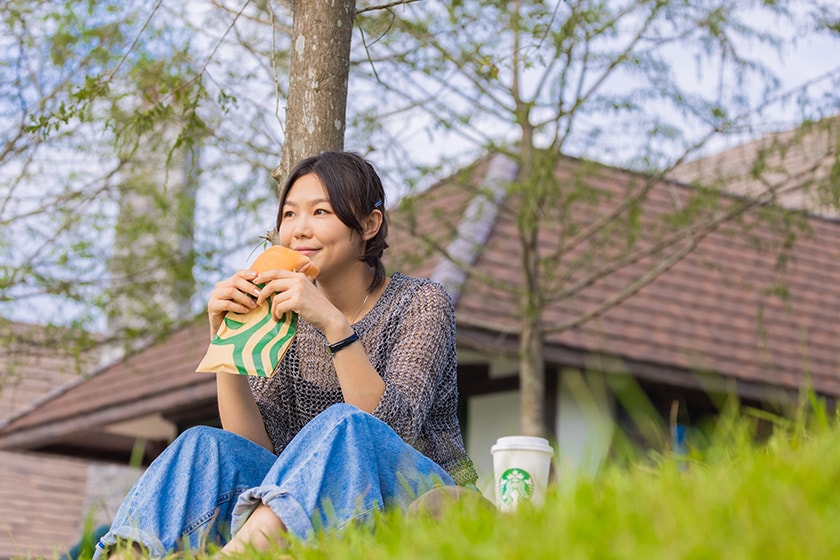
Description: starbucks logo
xmin=498 ymin=467 xmax=534 ymax=506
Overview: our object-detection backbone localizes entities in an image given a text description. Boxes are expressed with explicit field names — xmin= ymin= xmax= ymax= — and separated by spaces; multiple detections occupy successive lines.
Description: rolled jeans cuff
xmin=231 ymin=485 xmax=316 ymax=542
xmin=93 ymin=526 xmax=167 ymax=560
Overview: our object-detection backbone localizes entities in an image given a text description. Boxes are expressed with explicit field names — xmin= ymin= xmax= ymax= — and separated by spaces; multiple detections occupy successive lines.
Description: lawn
xmin=75 ymin=395 xmax=840 ymax=560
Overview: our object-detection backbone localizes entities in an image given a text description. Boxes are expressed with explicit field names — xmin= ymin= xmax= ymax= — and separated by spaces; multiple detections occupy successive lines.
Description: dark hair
xmin=276 ymin=151 xmax=389 ymax=291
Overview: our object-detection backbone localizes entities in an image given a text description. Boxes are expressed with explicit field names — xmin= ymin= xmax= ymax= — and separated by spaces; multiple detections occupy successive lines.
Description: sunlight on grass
xmin=223 ymin=392 xmax=840 ymax=560
xmin=71 ymin=388 xmax=840 ymax=560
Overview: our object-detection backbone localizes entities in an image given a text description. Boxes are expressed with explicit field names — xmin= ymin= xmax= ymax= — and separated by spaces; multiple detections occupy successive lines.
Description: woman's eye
xmin=314 ymin=208 xmax=329 ymax=215
xmin=282 ymin=210 xmax=295 ymax=218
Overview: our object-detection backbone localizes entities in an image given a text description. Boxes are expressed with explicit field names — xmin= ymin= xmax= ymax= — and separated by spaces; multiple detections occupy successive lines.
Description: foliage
xmin=355 ymin=0 xmax=840 ymax=435
xmin=1 ymin=0 xmax=294 ymax=356
xmin=2 ymin=0 xmax=839 ymax=433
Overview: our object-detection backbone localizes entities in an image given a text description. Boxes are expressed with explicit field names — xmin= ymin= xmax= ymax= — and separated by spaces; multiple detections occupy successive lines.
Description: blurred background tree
xmin=353 ymin=0 xmax=840 ymax=435
xmin=1 ymin=0 xmax=838 ymax=436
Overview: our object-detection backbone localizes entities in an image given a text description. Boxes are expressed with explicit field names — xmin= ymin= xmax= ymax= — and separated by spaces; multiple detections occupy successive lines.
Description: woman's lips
xmin=294 ymin=248 xmax=318 ymax=257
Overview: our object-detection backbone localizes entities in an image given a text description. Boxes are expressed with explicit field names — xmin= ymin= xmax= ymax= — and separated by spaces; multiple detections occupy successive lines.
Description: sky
xmin=375 ymin=6 xmax=840 ymax=188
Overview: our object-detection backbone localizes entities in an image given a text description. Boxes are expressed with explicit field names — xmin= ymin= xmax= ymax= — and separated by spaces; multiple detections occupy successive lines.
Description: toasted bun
xmin=250 ymin=245 xmax=319 ymax=279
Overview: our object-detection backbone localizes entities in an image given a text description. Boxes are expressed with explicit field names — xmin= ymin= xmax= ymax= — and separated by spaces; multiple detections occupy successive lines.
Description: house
xmin=386 ymin=146 xmax=840 ymax=477
xmin=0 ymin=323 xmax=141 ymax=560
xmin=1 ymin=121 xmax=838 ymax=557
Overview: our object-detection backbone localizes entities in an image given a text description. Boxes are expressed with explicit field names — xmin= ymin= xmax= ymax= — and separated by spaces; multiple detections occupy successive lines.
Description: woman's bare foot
xmin=104 ymin=542 xmax=145 ymax=560
xmin=221 ymin=504 xmax=287 ymax=555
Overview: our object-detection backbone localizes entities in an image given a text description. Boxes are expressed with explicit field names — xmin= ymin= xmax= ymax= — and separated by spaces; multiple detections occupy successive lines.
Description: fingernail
xmin=253 ymin=288 xmax=261 ymax=296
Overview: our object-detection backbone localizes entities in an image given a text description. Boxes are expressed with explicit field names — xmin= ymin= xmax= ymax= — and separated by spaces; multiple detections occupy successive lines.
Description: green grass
xmin=226 ymin=398 xmax=840 ymax=560
xmin=81 ymin=395 xmax=840 ymax=560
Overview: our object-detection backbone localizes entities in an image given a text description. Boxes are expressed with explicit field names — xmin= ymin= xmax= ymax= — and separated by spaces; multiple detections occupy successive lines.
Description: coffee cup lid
xmin=491 ymin=435 xmax=553 ymax=455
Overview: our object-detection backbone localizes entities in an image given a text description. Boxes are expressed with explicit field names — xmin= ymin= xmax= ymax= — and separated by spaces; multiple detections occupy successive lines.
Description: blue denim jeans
xmin=94 ymin=403 xmax=453 ymax=558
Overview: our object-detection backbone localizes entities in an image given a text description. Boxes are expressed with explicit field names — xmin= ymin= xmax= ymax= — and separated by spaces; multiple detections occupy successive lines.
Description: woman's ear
xmin=362 ymin=209 xmax=383 ymax=241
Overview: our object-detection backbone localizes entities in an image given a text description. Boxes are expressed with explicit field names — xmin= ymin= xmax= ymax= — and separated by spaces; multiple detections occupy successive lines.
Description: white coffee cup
xmin=490 ymin=435 xmax=553 ymax=512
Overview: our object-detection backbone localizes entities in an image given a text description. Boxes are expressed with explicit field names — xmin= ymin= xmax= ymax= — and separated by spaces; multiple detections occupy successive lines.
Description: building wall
xmin=0 ymin=451 xmax=140 ymax=560
xmin=466 ymin=390 xmax=521 ymax=496
xmin=554 ymin=370 xmax=615 ymax=478
xmin=82 ymin=463 xmax=143 ymax=530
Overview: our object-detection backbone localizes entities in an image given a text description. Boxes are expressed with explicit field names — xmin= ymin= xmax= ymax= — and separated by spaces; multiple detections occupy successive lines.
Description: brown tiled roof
xmin=0 ymin=450 xmax=88 ymax=559
xmin=390 ymin=151 xmax=840 ymax=401
xmin=0 ymin=319 xmax=215 ymax=453
xmin=386 ymin=154 xmax=497 ymax=281
xmin=671 ymin=117 xmax=839 ymax=218
xmin=0 ymin=321 xmax=100 ymax=422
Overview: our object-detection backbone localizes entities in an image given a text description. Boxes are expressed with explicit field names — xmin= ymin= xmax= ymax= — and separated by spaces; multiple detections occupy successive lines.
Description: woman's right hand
xmin=207 ymin=269 xmax=263 ymax=337
xmin=208 ymin=270 xmax=274 ymax=450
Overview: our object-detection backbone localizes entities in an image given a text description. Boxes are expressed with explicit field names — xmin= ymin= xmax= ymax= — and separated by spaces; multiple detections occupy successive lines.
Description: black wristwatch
xmin=327 ymin=331 xmax=359 ymax=355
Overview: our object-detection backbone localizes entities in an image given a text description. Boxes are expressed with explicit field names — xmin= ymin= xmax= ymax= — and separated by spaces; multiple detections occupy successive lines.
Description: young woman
xmin=94 ymin=151 xmax=478 ymax=557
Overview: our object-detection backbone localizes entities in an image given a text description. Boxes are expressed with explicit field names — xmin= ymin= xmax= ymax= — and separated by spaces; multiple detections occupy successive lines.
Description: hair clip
xmin=374 ymin=199 xmax=383 ymax=209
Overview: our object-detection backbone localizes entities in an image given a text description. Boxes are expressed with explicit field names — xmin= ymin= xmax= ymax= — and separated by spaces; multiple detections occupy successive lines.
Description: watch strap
xmin=327 ymin=331 xmax=359 ymax=355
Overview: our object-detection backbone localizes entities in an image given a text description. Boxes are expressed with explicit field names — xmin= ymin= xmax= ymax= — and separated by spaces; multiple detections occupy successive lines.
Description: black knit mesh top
xmin=248 ymin=272 xmax=478 ymax=486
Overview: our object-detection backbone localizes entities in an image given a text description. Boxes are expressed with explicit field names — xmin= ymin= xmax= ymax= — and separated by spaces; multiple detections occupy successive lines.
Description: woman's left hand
xmin=253 ymin=269 xmax=345 ymax=335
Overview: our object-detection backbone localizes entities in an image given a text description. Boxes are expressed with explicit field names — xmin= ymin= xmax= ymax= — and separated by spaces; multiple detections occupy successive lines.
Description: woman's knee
xmin=323 ymin=402 xmax=362 ymax=416
xmin=162 ymin=425 xmax=249 ymax=465
xmin=314 ymin=403 xmax=380 ymax=433
xmin=171 ymin=425 xmax=224 ymax=450
xmin=163 ymin=425 xmax=276 ymax=479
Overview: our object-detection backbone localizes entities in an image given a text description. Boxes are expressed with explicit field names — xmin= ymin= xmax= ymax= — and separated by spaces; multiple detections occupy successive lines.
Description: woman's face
xmin=278 ymin=173 xmax=364 ymax=277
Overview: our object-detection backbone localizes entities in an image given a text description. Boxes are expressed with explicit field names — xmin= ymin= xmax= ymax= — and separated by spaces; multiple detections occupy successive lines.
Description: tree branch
xmin=357 ymin=0 xmax=424 ymax=15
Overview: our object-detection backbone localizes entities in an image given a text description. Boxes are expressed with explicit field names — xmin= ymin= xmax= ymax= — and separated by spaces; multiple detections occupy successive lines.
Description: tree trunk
xmin=517 ymin=125 xmax=547 ymax=437
xmin=519 ymin=308 xmax=546 ymax=437
xmin=272 ymin=0 xmax=356 ymax=186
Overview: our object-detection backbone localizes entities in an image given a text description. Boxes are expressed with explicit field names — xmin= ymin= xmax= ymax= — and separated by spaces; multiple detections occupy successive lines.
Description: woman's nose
xmin=293 ymin=215 xmax=312 ymax=238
